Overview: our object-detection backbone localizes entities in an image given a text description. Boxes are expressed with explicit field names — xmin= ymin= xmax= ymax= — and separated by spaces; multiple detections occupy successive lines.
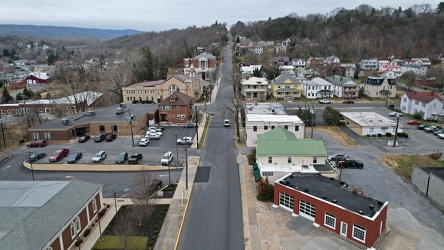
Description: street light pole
xmin=175 ymin=133 xmax=179 ymax=165
xmin=0 ymin=115 xmax=5 ymax=148
xmin=185 ymin=147 xmax=188 ymax=190
xmin=128 ymin=109 xmax=134 ymax=147
xmin=113 ymin=191 xmax=117 ymax=214
xmin=393 ymin=113 xmax=400 ymax=147
xmin=27 ymin=151 xmax=35 ymax=181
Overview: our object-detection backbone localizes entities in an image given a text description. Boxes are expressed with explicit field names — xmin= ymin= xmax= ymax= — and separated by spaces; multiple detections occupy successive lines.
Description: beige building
xmin=122 ymin=72 xmax=202 ymax=104
xmin=361 ymin=77 xmax=397 ymax=98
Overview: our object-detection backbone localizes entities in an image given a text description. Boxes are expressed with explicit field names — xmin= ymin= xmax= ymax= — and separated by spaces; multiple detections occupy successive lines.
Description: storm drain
xmin=194 ymin=166 xmax=211 ymax=183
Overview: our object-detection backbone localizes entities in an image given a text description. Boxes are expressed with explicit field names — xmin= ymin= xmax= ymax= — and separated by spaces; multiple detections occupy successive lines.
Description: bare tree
xmin=112 ymin=210 xmax=136 ymax=250
xmin=130 ymin=170 xmax=159 ymax=226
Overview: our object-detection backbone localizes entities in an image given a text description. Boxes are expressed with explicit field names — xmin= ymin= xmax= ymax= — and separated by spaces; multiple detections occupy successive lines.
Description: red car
xmin=26 ymin=139 xmax=47 ymax=148
xmin=342 ymin=99 xmax=355 ymax=104
xmin=407 ymin=120 xmax=422 ymax=125
xmin=49 ymin=149 xmax=70 ymax=162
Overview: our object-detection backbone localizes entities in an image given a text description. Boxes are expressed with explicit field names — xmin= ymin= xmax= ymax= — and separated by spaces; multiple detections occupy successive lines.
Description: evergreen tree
xmin=2 ymin=49 xmax=9 ymax=57
xmin=2 ymin=88 xmax=13 ymax=103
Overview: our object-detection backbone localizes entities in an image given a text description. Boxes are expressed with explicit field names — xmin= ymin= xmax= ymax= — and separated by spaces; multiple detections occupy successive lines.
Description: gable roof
xmin=158 ymin=91 xmax=193 ymax=106
xmin=325 ymin=75 xmax=358 ymax=87
xmin=256 ymin=126 xmax=326 ymax=156
xmin=272 ymin=56 xmax=289 ymax=63
xmin=193 ymin=52 xmax=216 ymax=60
xmin=404 ymin=91 xmax=443 ymax=103
xmin=273 ymin=72 xmax=300 ymax=84
xmin=0 ymin=180 xmax=102 ymax=250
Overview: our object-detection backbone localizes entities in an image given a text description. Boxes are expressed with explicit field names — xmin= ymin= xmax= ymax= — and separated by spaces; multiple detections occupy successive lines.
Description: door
xmin=279 ymin=192 xmax=294 ymax=210
xmin=341 ymin=222 xmax=348 ymax=236
xmin=299 ymin=200 xmax=316 ymax=220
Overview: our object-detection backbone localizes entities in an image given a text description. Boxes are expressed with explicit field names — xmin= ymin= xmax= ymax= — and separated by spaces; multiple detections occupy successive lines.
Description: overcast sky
xmin=0 ymin=1 xmax=441 ymax=31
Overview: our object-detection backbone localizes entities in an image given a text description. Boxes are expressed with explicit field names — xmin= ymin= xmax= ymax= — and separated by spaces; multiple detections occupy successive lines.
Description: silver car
xmin=92 ymin=151 xmax=107 ymax=163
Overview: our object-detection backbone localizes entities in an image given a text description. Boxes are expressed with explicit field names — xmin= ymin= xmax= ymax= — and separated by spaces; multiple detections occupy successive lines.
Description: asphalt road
xmin=178 ymin=38 xmax=244 ymax=250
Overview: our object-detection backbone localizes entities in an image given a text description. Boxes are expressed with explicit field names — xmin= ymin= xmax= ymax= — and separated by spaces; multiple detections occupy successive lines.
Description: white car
xmin=161 ymin=151 xmax=173 ymax=165
xmin=437 ymin=133 xmax=444 ymax=139
xmin=177 ymin=136 xmax=193 ymax=145
xmin=389 ymin=112 xmax=403 ymax=117
xmin=92 ymin=151 xmax=107 ymax=163
xmin=148 ymin=130 xmax=162 ymax=136
xmin=139 ymin=138 xmax=149 ymax=146
xmin=224 ymin=119 xmax=230 ymax=127
xmin=319 ymin=99 xmax=331 ymax=104
xmin=149 ymin=126 xmax=162 ymax=132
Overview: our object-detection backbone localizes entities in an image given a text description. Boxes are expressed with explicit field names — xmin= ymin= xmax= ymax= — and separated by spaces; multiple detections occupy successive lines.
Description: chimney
xmin=246 ymin=76 xmax=249 ymax=80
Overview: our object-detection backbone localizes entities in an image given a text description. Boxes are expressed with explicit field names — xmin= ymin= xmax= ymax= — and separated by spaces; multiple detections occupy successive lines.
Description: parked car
xmin=319 ymin=99 xmax=331 ymax=104
xmin=105 ymin=133 xmax=117 ymax=141
xmin=149 ymin=126 xmax=163 ymax=132
xmin=417 ymin=125 xmax=428 ymax=130
xmin=148 ymin=130 xmax=162 ymax=136
xmin=79 ymin=135 xmax=91 ymax=143
xmin=67 ymin=152 xmax=83 ymax=164
xmin=146 ymin=133 xmax=160 ymax=140
xmin=337 ymin=158 xmax=364 ymax=169
xmin=433 ymin=130 xmax=444 ymax=136
xmin=92 ymin=151 xmax=107 ymax=163
xmin=139 ymin=138 xmax=150 ymax=146
xmin=154 ymin=125 xmax=164 ymax=131
xmin=329 ymin=153 xmax=349 ymax=161
xmin=424 ymin=126 xmax=439 ymax=133
xmin=29 ymin=153 xmax=46 ymax=162
xmin=224 ymin=119 xmax=230 ymax=127
xmin=437 ymin=133 xmax=444 ymax=139
xmin=128 ymin=153 xmax=142 ymax=164
xmin=177 ymin=136 xmax=193 ymax=145
xmin=26 ymin=139 xmax=47 ymax=148
xmin=389 ymin=112 xmax=403 ymax=117
xmin=49 ymin=149 xmax=70 ymax=162
xmin=342 ymin=99 xmax=354 ymax=104
xmin=407 ymin=120 xmax=422 ymax=125
xmin=94 ymin=134 xmax=106 ymax=142
xmin=116 ymin=152 xmax=128 ymax=164
xmin=161 ymin=151 xmax=173 ymax=165
xmin=183 ymin=122 xmax=196 ymax=128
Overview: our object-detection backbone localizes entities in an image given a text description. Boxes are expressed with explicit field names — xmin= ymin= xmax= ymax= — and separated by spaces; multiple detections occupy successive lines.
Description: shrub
xmin=132 ymin=100 xmax=138 ymax=104
xmin=429 ymin=152 xmax=443 ymax=160
xmin=247 ymin=148 xmax=256 ymax=165
xmin=106 ymin=204 xmax=111 ymax=208
xmin=98 ymin=209 xmax=106 ymax=218
xmin=74 ymin=238 xmax=83 ymax=246
xmin=83 ymin=228 xmax=91 ymax=237
xmin=256 ymin=179 xmax=274 ymax=202
xmin=91 ymin=223 xmax=95 ymax=227
xmin=386 ymin=132 xmax=392 ymax=137
xmin=377 ymin=133 xmax=382 ymax=137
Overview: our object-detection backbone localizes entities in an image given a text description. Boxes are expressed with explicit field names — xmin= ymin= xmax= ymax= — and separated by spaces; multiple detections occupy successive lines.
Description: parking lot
xmin=25 ymin=125 xmax=196 ymax=167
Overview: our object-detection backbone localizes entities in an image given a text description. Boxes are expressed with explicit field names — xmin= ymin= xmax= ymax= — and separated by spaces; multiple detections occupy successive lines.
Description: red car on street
xmin=407 ymin=120 xmax=422 ymax=125
xmin=49 ymin=149 xmax=70 ymax=162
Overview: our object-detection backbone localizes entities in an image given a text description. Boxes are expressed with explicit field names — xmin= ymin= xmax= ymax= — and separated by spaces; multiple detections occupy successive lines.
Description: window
xmin=177 ymin=105 xmax=181 ymax=110
xmin=253 ymin=126 xmax=257 ymax=131
xmin=111 ymin=125 xmax=118 ymax=133
xmin=340 ymin=222 xmax=348 ymax=236
xmin=284 ymin=125 xmax=288 ymax=130
xmin=369 ymin=128 xmax=374 ymax=133
xmin=271 ymin=126 xmax=275 ymax=129
xmin=352 ymin=224 xmax=366 ymax=242
xmin=32 ymin=133 xmax=39 ymax=140
xmin=264 ymin=125 xmax=268 ymax=130
xmin=169 ymin=85 xmax=177 ymax=94
xmin=324 ymin=213 xmax=336 ymax=229
xmin=99 ymin=125 xmax=105 ymax=133
xmin=268 ymin=156 xmax=272 ymax=163
xmin=295 ymin=126 xmax=299 ymax=131
xmin=313 ymin=156 xmax=317 ymax=163
xmin=70 ymin=217 xmax=81 ymax=238
xmin=44 ymin=132 xmax=51 ymax=140
xmin=288 ymin=157 xmax=292 ymax=163
xmin=279 ymin=192 xmax=294 ymax=209
xmin=92 ymin=199 xmax=97 ymax=213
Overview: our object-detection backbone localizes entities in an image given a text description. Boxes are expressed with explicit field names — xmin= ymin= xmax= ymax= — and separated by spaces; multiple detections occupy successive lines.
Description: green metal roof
xmin=257 ymin=126 xmax=296 ymax=141
xmin=257 ymin=140 xmax=327 ymax=156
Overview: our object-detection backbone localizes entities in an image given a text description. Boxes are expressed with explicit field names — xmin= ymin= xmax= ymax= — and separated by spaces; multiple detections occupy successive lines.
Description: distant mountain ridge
xmin=0 ymin=24 xmax=143 ymax=40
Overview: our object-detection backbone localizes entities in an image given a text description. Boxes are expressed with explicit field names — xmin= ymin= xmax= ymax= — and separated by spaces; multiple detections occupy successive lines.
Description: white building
xmin=302 ymin=77 xmax=334 ymax=99
xmin=359 ymin=59 xmax=379 ymax=70
xmin=341 ymin=112 xmax=403 ymax=136
xmin=244 ymin=102 xmax=305 ymax=147
xmin=292 ymin=58 xmax=306 ymax=69
xmin=400 ymin=92 xmax=444 ymax=120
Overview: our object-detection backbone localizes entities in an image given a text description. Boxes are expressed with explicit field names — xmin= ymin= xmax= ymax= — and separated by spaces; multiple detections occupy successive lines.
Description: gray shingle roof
xmin=0 ymin=179 xmax=102 ymax=250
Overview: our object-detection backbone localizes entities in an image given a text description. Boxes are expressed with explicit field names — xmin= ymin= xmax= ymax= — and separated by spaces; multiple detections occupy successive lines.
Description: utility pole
xmin=175 ymin=132 xmax=179 ymax=164
xmin=339 ymin=161 xmax=343 ymax=181
xmin=311 ymin=100 xmax=315 ymax=139
xmin=0 ymin=115 xmax=5 ymax=148
xmin=185 ymin=147 xmax=188 ymax=190
xmin=195 ymin=106 xmax=199 ymax=149
xmin=128 ymin=109 xmax=134 ymax=147
xmin=27 ymin=151 xmax=35 ymax=181
xmin=393 ymin=113 xmax=400 ymax=147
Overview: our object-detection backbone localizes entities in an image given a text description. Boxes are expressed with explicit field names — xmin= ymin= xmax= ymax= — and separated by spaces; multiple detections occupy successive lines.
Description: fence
xmin=411 ymin=164 xmax=444 ymax=209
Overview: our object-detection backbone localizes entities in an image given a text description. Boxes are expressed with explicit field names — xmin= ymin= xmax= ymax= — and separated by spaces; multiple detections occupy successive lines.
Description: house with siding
xmin=256 ymin=127 xmax=327 ymax=183
xmin=273 ymin=173 xmax=388 ymax=248
xmin=400 ymin=92 xmax=444 ymax=120
xmin=302 ymin=77 xmax=334 ymax=99
xmin=240 ymin=77 xmax=269 ymax=101
xmin=0 ymin=180 xmax=103 ymax=250
xmin=271 ymin=72 xmax=302 ymax=101
xmin=325 ymin=75 xmax=359 ymax=99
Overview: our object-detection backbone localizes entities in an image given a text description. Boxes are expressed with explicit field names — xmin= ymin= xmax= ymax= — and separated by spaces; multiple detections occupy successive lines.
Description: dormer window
xmin=170 ymin=98 xmax=176 ymax=102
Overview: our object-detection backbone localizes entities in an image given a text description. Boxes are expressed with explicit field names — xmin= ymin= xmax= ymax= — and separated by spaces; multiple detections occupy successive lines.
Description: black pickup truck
xmin=128 ymin=153 xmax=143 ymax=164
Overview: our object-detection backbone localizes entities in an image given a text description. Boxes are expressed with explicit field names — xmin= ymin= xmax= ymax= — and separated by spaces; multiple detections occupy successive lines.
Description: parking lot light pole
xmin=113 ymin=191 xmax=117 ymax=214
xmin=128 ymin=109 xmax=134 ymax=147
xmin=185 ymin=147 xmax=188 ymax=190
xmin=175 ymin=133 xmax=179 ymax=165
xmin=311 ymin=100 xmax=315 ymax=139
xmin=27 ymin=151 xmax=35 ymax=181
xmin=195 ymin=106 xmax=199 ymax=149
xmin=393 ymin=113 xmax=400 ymax=147
xmin=96 ymin=211 xmax=103 ymax=241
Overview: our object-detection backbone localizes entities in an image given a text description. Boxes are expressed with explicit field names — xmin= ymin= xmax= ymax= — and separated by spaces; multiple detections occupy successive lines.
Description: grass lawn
xmin=313 ymin=126 xmax=360 ymax=147
xmin=92 ymin=235 xmax=147 ymax=250
xmin=380 ymin=153 xmax=444 ymax=181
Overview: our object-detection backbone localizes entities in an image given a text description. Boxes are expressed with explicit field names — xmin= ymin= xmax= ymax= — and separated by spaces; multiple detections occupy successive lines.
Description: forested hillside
xmin=230 ymin=3 xmax=444 ymax=62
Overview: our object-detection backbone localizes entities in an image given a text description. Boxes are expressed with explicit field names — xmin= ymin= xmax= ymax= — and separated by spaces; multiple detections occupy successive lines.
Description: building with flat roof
xmin=0 ymin=180 xmax=103 ymax=250
xmin=244 ymin=103 xmax=305 ymax=147
xmin=341 ymin=112 xmax=403 ymax=136
xmin=273 ymin=173 xmax=388 ymax=248
xmin=27 ymin=103 xmax=158 ymax=143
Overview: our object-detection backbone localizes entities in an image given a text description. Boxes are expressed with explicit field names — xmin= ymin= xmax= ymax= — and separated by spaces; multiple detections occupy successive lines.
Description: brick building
xmin=158 ymin=91 xmax=194 ymax=124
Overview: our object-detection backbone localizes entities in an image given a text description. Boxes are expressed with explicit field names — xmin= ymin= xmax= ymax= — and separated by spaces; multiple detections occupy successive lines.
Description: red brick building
xmin=25 ymin=72 xmax=51 ymax=84
xmin=0 ymin=179 xmax=103 ymax=250
xmin=158 ymin=90 xmax=194 ymax=124
xmin=184 ymin=52 xmax=217 ymax=80
xmin=273 ymin=174 xmax=388 ymax=248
